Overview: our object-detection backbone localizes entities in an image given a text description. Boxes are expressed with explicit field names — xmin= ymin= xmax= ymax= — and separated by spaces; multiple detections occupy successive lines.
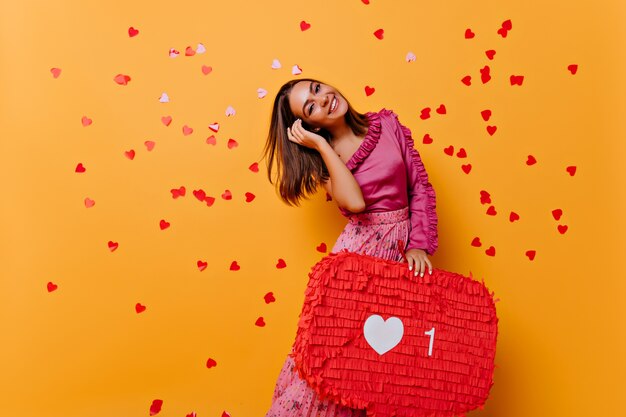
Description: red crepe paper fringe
xmin=292 ymin=250 xmax=499 ymax=417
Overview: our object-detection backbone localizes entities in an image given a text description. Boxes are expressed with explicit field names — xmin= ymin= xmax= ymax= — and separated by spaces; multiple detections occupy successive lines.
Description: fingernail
xmin=414 ymin=270 xmax=418 ymax=276
xmin=408 ymin=265 xmax=412 ymax=270
xmin=429 ymin=270 xmax=433 ymax=275
xmin=420 ymin=272 xmax=424 ymax=277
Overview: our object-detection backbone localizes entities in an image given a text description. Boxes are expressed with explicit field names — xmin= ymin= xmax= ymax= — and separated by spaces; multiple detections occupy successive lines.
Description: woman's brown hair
xmin=261 ymin=78 xmax=369 ymax=207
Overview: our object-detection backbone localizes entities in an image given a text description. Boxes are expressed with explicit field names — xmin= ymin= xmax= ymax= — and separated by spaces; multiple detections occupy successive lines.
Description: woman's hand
xmin=287 ymin=119 xmax=325 ymax=151
xmin=404 ymin=248 xmax=433 ymax=278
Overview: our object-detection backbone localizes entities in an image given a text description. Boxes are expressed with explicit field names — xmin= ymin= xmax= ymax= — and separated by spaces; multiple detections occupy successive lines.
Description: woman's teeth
xmin=329 ymin=97 xmax=337 ymax=114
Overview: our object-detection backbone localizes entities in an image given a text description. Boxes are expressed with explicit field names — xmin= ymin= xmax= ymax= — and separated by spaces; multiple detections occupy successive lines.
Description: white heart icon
xmin=363 ymin=315 xmax=404 ymax=355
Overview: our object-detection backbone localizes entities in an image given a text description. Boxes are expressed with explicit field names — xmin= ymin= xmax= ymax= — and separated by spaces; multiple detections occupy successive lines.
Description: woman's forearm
xmin=317 ymin=141 xmax=366 ymax=213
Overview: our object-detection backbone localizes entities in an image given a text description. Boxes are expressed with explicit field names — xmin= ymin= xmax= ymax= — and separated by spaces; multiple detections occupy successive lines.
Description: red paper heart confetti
xmin=182 ymin=125 xmax=193 ymax=136
xmin=108 ymin=241 xmax=119 ymax=252
xmin=135 ymin=303 xmax=146 ymax=313
xmin=461 ymin=75 xmax=472 ymax=86
xmin=464 ymin=28 xmax=475 ymax=39
xmin=204 ymin=196 xmax=215 ymax=207
xmin=230 ymin=261 xmax=240 ymax=271
xmin=509 ymin=212 xmax=520 ymax=222
xmin=566 ymin=165 xmax=577 ymax=176
xmin=471 ymin=237 xmax=482 ymax=247
xmin=159 ymin=220 xmax=170 ymax=230
xmin=552 ymin=209 xmax=563 ymax=221
xmin=300 ymin=20 xmax=311 ymax=31
xmin=206 ymin=135 xmax=217 ymax=145
xmin=480 ymin=190 xmax=491 ymax=205
xmin=435 ymin=104 xmax=446 ymax=115
xmin=461 ymin=164 xmax=472 ymax=174
xmin=567 ymin=64 xmax=578 ymax=75
xmin=84 ymin=198 xmax=95 ymax=208
xmin=124 ymin=150 xmax=135 ymax=160
xmin=206 ymin=358 xmax=217 ymax=368
xmin=186 ymin=413 xmax=197 ymax=417
xmin=145 ymin=140 xmax=155 ymax=151
xmin=480 ymin=65 xmax=491 ymax=84
xmin=255 ymin=317 xmax=266 ymax=327
xmin=227 ymin=138 xmax=238 ymax=149
xmin=293 ymin=251 xmax=498 ymax=417
xmin=443 ymin=145 xmax=454 ymax=156
xmin=557 ymin=225 xmax=568 ymax=234
xmin=276 ymin=259 xmax=287 ymax=269
xmin=419 ymin=107 xmax=431 ymax=120
xmin=525 ymin=250 xmax=536 ymax=261
xmin=510 ymin=75 xmax=524 ymax=86
xmin=222 ymin=412 xmax=231 ymax=417
xmin=374 ymin=29 xmax=384 ymax=39
xmin=161 ymin=116 xmax=172 ymax=126
xmin=81 ymin=116 xmax=92 ymax=127
xmin=362 ymin=0 xmax=370 ymax=4
xmin=422 ymin=134 xmax=433 ymax=144
xmin=245 ymin=192 xmax=255 ymax=202
xmin=485 ymin=246 xmax=496 ymax=256
xmin=197 ymin=260 xmax=208 ymax=272
xmin=128 ymin=27 xmax=139 ymax=37
xmin=185 ymin=46 xmax=195 ymax=56
xmin=486 ymin=206 xmax=497 ymax=216
xmin=264 ymin=292 xmax=276 ymax=303
xmin=365 ymin=86 xmax=376 ymax=96
xmin=316 ymin=242 xmax=327 ymax=253
xmin=193 ymin=189 xmax=207 ymax=201
xmin=249 ymin=162 xmax=259 ymax=172
xmin=47 ymin=282 xmax=58 ymax=292
xmin=201 ymin=65 xmax=213 ymax=75
xmin=485 ymin=50 xmax=496 ymax=60
xmin=486 ymin=125 xmax=497 ymax=136
xmin=113 ymin=74 xmax=131 ymax=85
xmin=221 ymin=190 xmax=232 ymax=200
xmin=149 ymin=399 xmax=163 ymax=416
xmin=526 ymin=155 xmax=537 ymax=165
xmin=171 ymin=186 xmax=186 ymax=198
xmin=481 ymin=109 xmax=492 ymax=121
xmin=50 ymin=67 xmax=62 ymax=78
xmin=456 ymin=148 xmax=467 ymax=158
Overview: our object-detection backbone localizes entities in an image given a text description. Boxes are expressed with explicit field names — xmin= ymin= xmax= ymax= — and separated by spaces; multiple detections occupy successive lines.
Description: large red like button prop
xmin=293 ymin=250 xmax=498 ymax=417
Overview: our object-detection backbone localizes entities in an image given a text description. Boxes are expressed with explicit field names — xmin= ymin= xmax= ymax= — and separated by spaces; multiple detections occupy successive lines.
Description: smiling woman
xmin=261 ymin=78 xmax=439 ymax=416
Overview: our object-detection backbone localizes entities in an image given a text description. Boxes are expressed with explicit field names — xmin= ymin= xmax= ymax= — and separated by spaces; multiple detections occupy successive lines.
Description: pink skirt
xmin=265 ymin=207 xmax=410 ymax=417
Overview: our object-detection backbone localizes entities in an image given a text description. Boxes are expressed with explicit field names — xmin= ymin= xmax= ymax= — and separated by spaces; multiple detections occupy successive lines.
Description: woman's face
xmin=288 ymin=80 xmax=348 ymax=129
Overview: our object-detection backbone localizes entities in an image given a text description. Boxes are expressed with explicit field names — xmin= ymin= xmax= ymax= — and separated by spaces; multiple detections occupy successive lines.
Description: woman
xmin=262 ymin=78 xmax=439 ymax=416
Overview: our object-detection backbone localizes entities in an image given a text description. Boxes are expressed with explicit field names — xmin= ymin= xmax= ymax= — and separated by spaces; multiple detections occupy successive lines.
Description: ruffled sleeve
xmin=387 ymin=110 xmax=439 ymax=255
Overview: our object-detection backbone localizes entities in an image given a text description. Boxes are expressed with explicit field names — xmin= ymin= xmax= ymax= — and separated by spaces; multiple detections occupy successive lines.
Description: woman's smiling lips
xmin=329 ymin=95 xmax=338 ymax=114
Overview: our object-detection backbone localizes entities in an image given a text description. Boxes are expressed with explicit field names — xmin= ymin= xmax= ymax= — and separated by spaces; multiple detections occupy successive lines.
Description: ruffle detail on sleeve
xmin=345 ymin=110 xmax=383 ymax=171
xmin=387 ymin=110 xmax=439 ymax=256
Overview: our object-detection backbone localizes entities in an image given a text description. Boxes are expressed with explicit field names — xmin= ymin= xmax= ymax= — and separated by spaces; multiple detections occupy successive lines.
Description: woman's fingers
xmin=425 ymin=257 xmax=433 ymax=275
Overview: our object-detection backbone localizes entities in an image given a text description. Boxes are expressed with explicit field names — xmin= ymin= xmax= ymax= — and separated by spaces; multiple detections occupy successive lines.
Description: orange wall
xmin=1 ymin=1 xmax=625 ymax=416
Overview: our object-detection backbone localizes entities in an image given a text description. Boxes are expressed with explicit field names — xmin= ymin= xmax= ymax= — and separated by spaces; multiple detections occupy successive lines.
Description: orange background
xmin=1 ymin=1 xmax=625 ymax=416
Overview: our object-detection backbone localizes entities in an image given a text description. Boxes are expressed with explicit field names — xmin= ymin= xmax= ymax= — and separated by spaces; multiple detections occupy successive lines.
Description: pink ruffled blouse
xmin=338 ymin=108 xmax=439 ymax=256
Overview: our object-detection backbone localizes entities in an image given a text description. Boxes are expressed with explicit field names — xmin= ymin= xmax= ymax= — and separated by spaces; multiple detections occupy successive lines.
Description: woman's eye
xmin=315 ymin=84 xmax=320 ymax=93
xmin=309 ymin=103 xmax=314 ymax=115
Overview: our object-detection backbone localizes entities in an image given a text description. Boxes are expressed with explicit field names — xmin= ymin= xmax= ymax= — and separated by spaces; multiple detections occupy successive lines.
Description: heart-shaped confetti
xmin=480 ymin=190 xmax=491 ymax=204
xmin=159 ymin=93 xmax=169 ymax=103
xmin=182 ymin=125 xmax=193 ymax=136
xmin=443 ymin=145 xmax=454 ymax=156
xmin=276 ymin=259 xmax=287 ymax=269
xmin=509 ymin=212 xmax=520 ymax=222
xmin=264 ymin=292 xmax=276 ymax=303
xmin=481 ymin=109 xmax=492 ymax=121
xmin=485 ymin=50 xmax=496 ymax=60
xmin=422 ymin=134 xmax=433 ymax=144
xmin=245 ymin=192 xmax=255 ymax=202
xmin=510 ymin=75 xmax=524 ymax=86
xmin=526 ymin=155 xmax=537 ymax=165
xmin=209 ymin=122 xmax=220 ymax=132
xmin=197 ymin=260 xmax=208 ymax=272
xmin=255 ymin=317 xmax=266 ymax=327
xmin=373 ymin=29 xmax=384 ymax=39
xmin=161 ymin=116 xmax=172 ymax=126
xmin=225 ymin=106 xmax=236 ymax=117
xmin=84 ymin=197 xmax=95 ymax=208
xmin=196 ymin=43 xmax=206 ymax=54
xmin=81 ymin=116 xmax=92 ymax=127
xmin=204 ymin=196 xmax=215 ymax=207
xmin=144 ymin=140 xmax=155 ymax=151
xmin=461 ymin=75 xmax=472 ymax=86
xmin=292 ymin=64 xmax=303 ymax=75
xmin=436 ymin=104 xmax=446 ymax=115
xmin=108 ymin=241 xmax=119 ymax=252
xmin=364 ymin=86 xmax=375 ymax=96
xmin=205 ymin=135 xmax=216 ymax=145
xmin=193 ymin=189 xmax=207 ymax=201
xmin=300 ymin=20 xmax=311 ymax=31
xmin=257 ymin=88 xmax=268 ymax=98
xmin=552 ymin=209 xmax=563 ymax=221
xmin=159 ymin=219 xmax=170 ymax=230
xmin=405 ymin=52 xmax=416 ymax=62
xmin=230 ymin=261 xmax=240 ymax=271
xmin=461 ymin=164 xmax=472 ymax=174
xmin=316 ymin=242 xmax=327 ymax=253
xmin=566 ymin=165 xmax=577 ymax=176
xmin=557 ymin=225 xmax=568 ymax=234
xmin=271 ymin=59 xmax=281 ymax=69
xmin=249 ymin=162 xmax=259 ymax=172
xmin=456 ymin=148 xmax=467 ymax=158
xmin=486 ymin=206 xmax=497 ymax=216
xmin=525 ymin=250 xmax=536 ymax=260
xmin=206 ymin=358 xmax=217 ymax=368
xmin=480 ymin=65 xmax=491 ymax=84
xmin=150 ymin=399 xmax=163 ymax=416
xmin=471 ymin=237 xmax=482 ymax=247
xmin=75 ymin=163 xmax=86 ymax=173
xmin=47 ymin=282 xmax=58 ymax=292
xmin=420 ymin=107 xmax=431 ymax=120
xmin=169 ymin=48 xmax=179 ymax=58
xmin=113 ymin=74 xmax=131 ymax=85
xmin=486 ymin=125 xmax=497 ymax=136
xmin=227 ymin=138 xmax=238 ymax=149
xmin=185 ymin=46 xmax=196 ymax=56
xmin=124 ymin=150 xmax=135 ymax=160
xmin=485 ymin=246 xmax=496 ymax=256
xmin=128 ymin=27 xmax=139 ymax=37
xmin=222 ymin=190 xmax=232 ymax=200
xmin=50 ymin=67 xmax=62 ymax=78
xmin=567 ymin=64 xmax=578 ymax=75
xmin=464 ymin=28 xmax=475 ymax=39
xmin=171 ymin=186 xmax=186 ymax=198
xmin=201 ymin=65 xmax=213 ymax=75
xmin=135 ymin=303 xmax=146 ymax=313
